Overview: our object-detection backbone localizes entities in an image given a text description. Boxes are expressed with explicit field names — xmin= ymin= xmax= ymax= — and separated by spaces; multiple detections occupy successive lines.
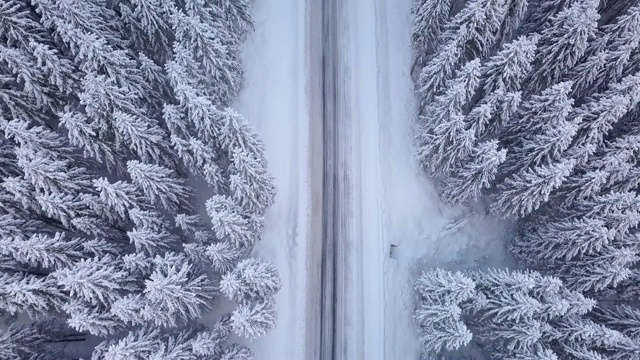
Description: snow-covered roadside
xmin=233 ymin=0 xmax=320 ymax=358
xmin=373 ymin=0 xmax=514 ymax=359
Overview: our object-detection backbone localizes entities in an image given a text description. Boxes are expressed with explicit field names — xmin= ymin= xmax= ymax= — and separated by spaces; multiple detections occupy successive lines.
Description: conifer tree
xmin=418 ymin=60 xmax=480 ymax=175
xmin=127 ymin=160 xmax=191 ymax=211
xmin=492 ymin=158 xmax=575 ymax=218
xmin=0 ymin=232 xmax=84 ymax=270
xmin=220 ymin=258 xmax=281 ymax=303
xmin=412 ymin=0 xmax=452 ymax=58
xmin=527 ymin=0 xmax=599 ymax=92
xmin=0 ymin=0 xmax=278 ymax=356
xmin=143 ymin=252 xmax=215 ymax=325
xmin=230 ymin=299 xmax=277 ymax=340
xmin=417 ymin=0 xmax=507 ymax=101
xmin=53 ymin=255 xmax=138 ymax=307
xmin=442 ymin=140 xmax=506 ymax=204
xmin=0 ymin=272 xmax=65 ymax=318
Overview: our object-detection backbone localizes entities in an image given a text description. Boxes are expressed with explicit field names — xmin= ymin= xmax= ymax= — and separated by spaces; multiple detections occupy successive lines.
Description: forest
xmin=0 ymin=0 xmax=280 ymax=359
xmin=412 ymin=0 xmax=640 ymax=358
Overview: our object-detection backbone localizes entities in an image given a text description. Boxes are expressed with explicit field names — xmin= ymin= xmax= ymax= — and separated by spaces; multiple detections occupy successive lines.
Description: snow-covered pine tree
xmin=0 ymin=271 xmax=65 ymax=318
xmin=220 ymin=258 xmax=282 ymax=303
xmin=499 ymin=81 xmax=575 ymax=162
xmin=569 ymin=3 xmax=640 ymax=99
xmin=207 ymin=195 xmax=256 ymax=248
xmin=526 ymin=0 xmax=599 ymax=93
xmin=511 ymin=218 xmax=613 ymax=265
xmin=412 ymin=0 xmax=452 ymax=60
xmin=64 ymin=299 xmax=123 ymax=337
xmin=504 ymin=344 xmax=559 ymax=360
xmin=417 ymin=60 xmax=480 ymax=175
xmin=230 ymin=298 xmax=277 ymax=340
xmin=593 ymin=305 xmax=640 ymax=340
xmin=220 ymin=344 xmax=254 ymax=360
xmin=143 ymin=252 xmax=215 ymax=326
xmin=415 ymin=268 xmax=477 ymax=303
xmin=0 ymin=1 xmax=279 ymax=356
xmin=0 ymin=232 xmax=84 ymax=270
xmin=522 ymin=0 xmax=571 ymax=32
xmin=0 ymin=322 xmax=72 ymax=360
xmin=53 ymin=255 xmax=138 ymax=307
xmin=481 ymin=35 xmax=538 ymax=96
xmin=127 ymin=160 xmax=191 ymax=211
xmin=568 ymin=72 xmax=640 ymax=165
xmin=417 ymin=0 xmax=508 ymax=102
xmin=552 ymin=245 xmax=638 ymax=293
xmin=441 ymin=140 xmax=507 ymax=205
xmin=491 ymin=158 xmax=575 ymax=218
xmin=419 ymin=317 xmax=473 ymax=354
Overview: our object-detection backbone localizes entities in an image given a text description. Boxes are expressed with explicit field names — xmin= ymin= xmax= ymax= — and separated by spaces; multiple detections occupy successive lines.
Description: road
xmin=321 ymin=0 xmax=387 ymax=359
xmin=238 ymin=0 xmax=395 ymax=358
xmin=239 ymin=0 xmax=509 ymax=358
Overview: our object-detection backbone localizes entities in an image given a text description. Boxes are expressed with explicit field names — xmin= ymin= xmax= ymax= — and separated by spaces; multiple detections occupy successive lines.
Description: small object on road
xmin=390 ymin=243 xmax=398 ymax=259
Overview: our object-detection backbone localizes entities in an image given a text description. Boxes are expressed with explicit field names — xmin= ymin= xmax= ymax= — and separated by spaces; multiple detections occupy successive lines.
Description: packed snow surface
xmin=236 ymin=0 xmax=511 ymax=358
xmin=234 ymin=0 xmax=321 ymax=358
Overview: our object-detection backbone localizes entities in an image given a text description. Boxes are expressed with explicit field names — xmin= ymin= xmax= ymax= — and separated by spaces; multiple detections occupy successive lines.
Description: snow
xmin=235 ymin=0 xmax=513 ymax=358
xmin=376 ymin=2 xmax=514 ymax=359
xmin=233 ymin=0 xmax=319 ymax=358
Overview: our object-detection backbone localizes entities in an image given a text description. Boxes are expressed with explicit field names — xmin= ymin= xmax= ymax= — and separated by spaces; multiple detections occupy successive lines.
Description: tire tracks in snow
xmin=321 ymin=0 xmax=386 ymax=358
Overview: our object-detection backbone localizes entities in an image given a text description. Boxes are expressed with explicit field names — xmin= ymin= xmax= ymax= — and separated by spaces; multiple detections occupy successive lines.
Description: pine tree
xmin=482 ymin=35 xmax=538 ymax=95
xmin=498 ymin=0 xmax=529 ymax=44
xmin=411 ymin=0 xmax=452 ymax=58
xmin=569 ymin=73 xmax=640 ymax=160
xmin=491 ymin=158 xmax=575 ymax=218
xmin=593 ymin=305 xmax=640 ymax=340
xmin=500 ymin=81 xmax=574 ymax=156
xmin=554 ymin=246 xmax=638 ymax=292
xmin=169 ymin=7 xmax=242 ymax=106
xmin=414 ymin=268 xmax=476 ymax=303
xmin=206 ymin=195 xmax=254 ymax=247
xmin=504 ymin=345 xmax=559 ymax=360
xmin=527 ymin=0 xmax=599 ymax=92
xmin=143 ymin=252 xmax=215 ymax=325
xmin=93 ymin=177 xmax=147 ymax=222
xmin=0 ymin=232 xmax=84 ymax=270
xmin=415 ymin=302 xmax=463 ymax=327
xmin=127 ymin=160 xmax=191 ymax=211
xmin=230 ymin=299 xmax=277 ymax=340
xmin=230 ymin=147 xmax=276 ymax=213
xmin=418 ymin=60 xmax=480 ymax=175
xmin=419 ymin=317 xmax=473 ymax=353
xmin=0 ymin=322 xmax=68 ymax=360
xmin=53 ymin=255 xmax=138 ymax=307
xmin=511 ymin=218 xmax=613 ymax=264
xmin=523 ymin=0 xmax=572 ymax=31
xmin=417 ymin=0 xmax=507 ymax=102
xmin=574 ymin=3 xmax=640 ymax=98
xmin=220 ymin=344 xmax=254 ymax=360
xmin=220 ymin=258 xmax=281 ymax=303
xmin=64 ymin=300 xmax=123 ymax=337
xmin=442 ymin=140 xmax=506 ymax=204
xmin=0 ymin=272 xmax=65 ymax=318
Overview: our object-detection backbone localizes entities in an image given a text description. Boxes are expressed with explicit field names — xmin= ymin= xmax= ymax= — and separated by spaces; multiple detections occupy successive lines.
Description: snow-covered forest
xmin=0 ymin=0 xmax=280 ymax=358
xmin=412 ymin=0 xmax=640 ymax=358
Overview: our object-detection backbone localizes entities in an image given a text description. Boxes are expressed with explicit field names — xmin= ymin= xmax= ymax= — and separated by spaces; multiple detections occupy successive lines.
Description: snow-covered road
xmin=236 ymin=0 xmax=512 ymax=358
xmin=328 ymin=0 xmax=386 ymax=358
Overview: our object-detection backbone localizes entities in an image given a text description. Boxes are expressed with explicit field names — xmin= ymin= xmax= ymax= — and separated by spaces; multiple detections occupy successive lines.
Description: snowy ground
xmin=234 ymin=0 xmax=322 ymax=358
xmin=236 ymin=0 xmax=512 ymax=359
